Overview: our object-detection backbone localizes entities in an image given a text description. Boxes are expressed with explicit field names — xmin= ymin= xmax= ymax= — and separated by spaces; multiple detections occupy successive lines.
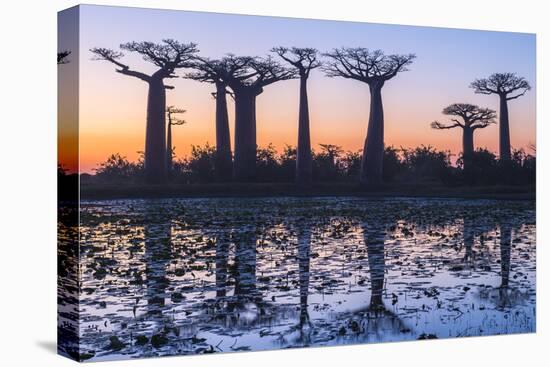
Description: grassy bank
xmin=79 ymin=182 xmax=535 ymax=201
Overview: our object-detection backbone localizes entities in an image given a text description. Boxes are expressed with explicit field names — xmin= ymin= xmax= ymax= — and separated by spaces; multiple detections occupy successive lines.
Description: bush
xmin=185 ymin=144 xmax=216 ymax=183
xmin=401 ymin=145 xmax=455 ymax=184
xmin=89 ymin=143 xmax=534 ymax=187
xmin=94 ymin=153 xmax=141 ymax=181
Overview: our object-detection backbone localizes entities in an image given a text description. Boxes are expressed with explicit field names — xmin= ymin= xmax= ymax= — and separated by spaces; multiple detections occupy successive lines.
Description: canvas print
xmin=58 ymin=4 xmax=536 ymax=362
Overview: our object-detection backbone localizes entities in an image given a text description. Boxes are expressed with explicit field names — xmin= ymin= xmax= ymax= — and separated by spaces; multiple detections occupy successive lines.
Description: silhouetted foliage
xmin=382 ymin=146 xmax=406 ymax=183
xmin=57 ymin=51 xmax=71 ymax=64
xmin=94 ymin=154 xmax=141 ymax=181
xmin=90 ymin=142 xmax=534 ymax=187
xmin=401 ymin=146 xmax=454 ymax=184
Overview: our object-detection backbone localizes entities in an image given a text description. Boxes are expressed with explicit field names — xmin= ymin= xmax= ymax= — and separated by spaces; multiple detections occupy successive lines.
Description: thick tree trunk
xmin=499 ymin=95 xmax=511 ymax=162
xmin=360 ymin=83 xmax=385 ymax=187
xmin=144 ymin=77 xmax=167 ymax=183
xmin=215 ymin=83 xmax=233 ymax=181
xmin=296 ymin=76 xmax=313 ymax=186
xmin=462 ymin=127 xmax=474 ymax=171
xmin=166 ymin=121 xmax=173 ymax=175
xmin=233 ymin=89 xmax=257 ymax=181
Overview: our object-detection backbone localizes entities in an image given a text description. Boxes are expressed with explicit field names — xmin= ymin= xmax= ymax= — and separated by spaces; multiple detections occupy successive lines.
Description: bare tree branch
xmin=57 ymin=50 xmax=71 ymax=64
xmin=470 ymin=72 xmax=531 ymax=97
xmin=90 ymin=47 xmax=151 ymax=82
xmin=215 ymin=54 xmax=296 ymax=93
xmin=431 ymin=120 xmax=461 ymax=130
xmin=432 ymin=103 xmax=496 ymax=130
xmin=271 ymin=47 xmax=321 ymax=77
xmin=322 ymin=48 xmax=416 ymax=83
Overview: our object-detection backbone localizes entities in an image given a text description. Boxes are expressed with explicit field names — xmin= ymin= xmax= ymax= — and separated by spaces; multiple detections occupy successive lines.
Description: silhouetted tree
xmin=165 ymin=106 xmax=187 ymax=174
xmin=186 ymin=58 xmax=234 ymax=180
xmin=314 ymin=144 xmax=343 ymax=180
xmin=431 ymin=103 xmax=496 ymax=171
xmin=90 ymin=40 xmax=198 ymax=182
xmin=220 ymin=55 xmax=295 ymax=181
xmin=470 ymin=73 xmax=531 ymax=162
xmin=57 ymin=51 xmax=71 ymax=64
xmin=323 ymin=48 xmax=415 ymax=187
xmin=272 ymin=47 xmax=321 ymax=186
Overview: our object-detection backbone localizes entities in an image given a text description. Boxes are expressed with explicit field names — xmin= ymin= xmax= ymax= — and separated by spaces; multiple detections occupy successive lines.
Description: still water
xmin=58 ymin=197 xmax=536 ymax=361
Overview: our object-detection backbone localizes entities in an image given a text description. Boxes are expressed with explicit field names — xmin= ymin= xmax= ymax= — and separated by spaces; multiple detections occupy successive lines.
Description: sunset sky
xmin=59 ymin=5 xmax=536 ymax=174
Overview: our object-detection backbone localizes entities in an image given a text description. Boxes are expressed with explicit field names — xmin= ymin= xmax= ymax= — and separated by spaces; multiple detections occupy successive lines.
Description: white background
xmin=0 ymin=0 xmax=547 ymax=366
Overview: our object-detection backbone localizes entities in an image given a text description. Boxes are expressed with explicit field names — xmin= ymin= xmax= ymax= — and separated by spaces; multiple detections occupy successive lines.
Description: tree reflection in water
xmin=74 ymin=198 xmax=535 ymax=361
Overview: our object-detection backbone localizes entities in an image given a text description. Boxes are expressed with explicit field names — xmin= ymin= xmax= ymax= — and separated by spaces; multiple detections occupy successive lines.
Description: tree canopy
xmin=470 ymin=72 xmax=531 ymax=100
xmin=431 ymin=103 xmax=496 ymax=130
xmin=322 ymin=48 xmax=416 ymax=83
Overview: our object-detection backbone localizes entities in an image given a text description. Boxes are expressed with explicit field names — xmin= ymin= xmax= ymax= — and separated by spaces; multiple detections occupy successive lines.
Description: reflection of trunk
xmin=500 ymin=223 xmax=512 ymax=288
xmin=215 ymin=233 xmax=230 ymax=298
xmin=463 ymin=217 xmax=474 ymax=262
xmin=462 ymin=127 xmax=474 ymax=171
xmin=360 ymin=83 xmax=384 ymax=187
xmin=144 ymin=217 xmax=171 ymax=315
xmin=233 ymin=89 xmax=258 ymax=181
xmin=296 ymin=77 xmax=313 ymax=186
xmin=499 ymin=95 xmax=511 ymax=162
xmin=145 ymin=77 xmax=167 ymax=183
xmin=215 ymin=82 xmax=233 ymax=181
xmin=363 ymin=223 xmax=386 ymax=310
xmin=297 ymin=225 xmax=312 ymax=326
xmin=234 ymin=230 xmax=257 ymax=296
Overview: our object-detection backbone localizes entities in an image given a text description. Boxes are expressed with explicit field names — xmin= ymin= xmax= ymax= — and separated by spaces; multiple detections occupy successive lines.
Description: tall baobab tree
xmin=165 ymin=106 xmax=187 ymax=174
xmin=470 ymin=73 xmax=531 ymax=162
xmin=431 ymin=103 xmax=496 ymax=170
xmin=90 ymin=40 xmax=198 ymax=183
xmin=323 ymin=48 xmax=415 ymax=187
xmin=220 ymin=55 xmax=296 ymax=181
xmin=57 ymin=51 xmax=71 ymax=64
xmin=185 ymin=58 xmax=233 ymax=180
xmin=272 ymin=47 xmax=320 ymax=186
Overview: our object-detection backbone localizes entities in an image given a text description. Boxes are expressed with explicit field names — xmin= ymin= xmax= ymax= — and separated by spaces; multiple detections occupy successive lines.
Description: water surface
xmin=58 ymin=197 xmax=536 ymax=361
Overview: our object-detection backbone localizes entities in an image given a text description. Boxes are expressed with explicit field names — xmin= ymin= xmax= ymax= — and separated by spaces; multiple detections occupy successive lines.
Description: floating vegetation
xmin=59 ymin=197 xmax=535 ymax=361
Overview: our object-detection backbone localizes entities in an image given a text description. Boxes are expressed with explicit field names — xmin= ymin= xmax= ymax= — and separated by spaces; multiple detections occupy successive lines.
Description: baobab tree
xmin=90 ymin=40 xmax=198 ymax=183
xmin=57 ymin=51 xmax=71 ymax=64
xmin=323 ymin=48 xmax=415 ymax=187
xmin=470 ymin=73 xmax=531 ymax=162
xmin=220 ymin=55 xmax=296 ymax=181
xmin=165 ymin=106 xmax=187 ymax=174
xmin=272 ymin=47 xmax=320 ymax=186
xmin=185 ymin=58 xmax=233 ymax=180
xmin=431 ymin=103 xmax=496 ymax=171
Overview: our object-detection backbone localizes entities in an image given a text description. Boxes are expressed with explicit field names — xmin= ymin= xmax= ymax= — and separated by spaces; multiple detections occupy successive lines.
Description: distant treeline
xmin=75 ymin=144 xmax=535 ymax=186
